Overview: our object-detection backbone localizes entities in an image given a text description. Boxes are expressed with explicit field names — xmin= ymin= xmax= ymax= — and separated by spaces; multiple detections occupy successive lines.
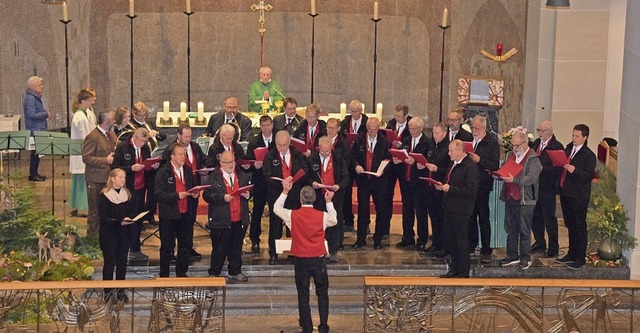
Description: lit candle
xmin=62 ymin=1 xmax=68 ymax=21
xmin=362 ymin=103 xmax=365 ymax=114
xmin=186 ymin=0 xmax=191 ymax=14
xmin=339 ymin=103 xmax=347 ymax=119
xmin=310 ymin=0 xmax=316 ymax=15
xmin=376 ymin=103 xmax=383 ymax=119
xmin=163 ymin=101 xmax=170 ymax=121
xmin=180 ymin=102 xmax=187 ymax=120
xmin=373 ymin=2 xmax=379 ymax=20
xmin=441 ymin=8 xmax=449 ymax=28
xmin=129 ymin=0 xmax=134 ymax=17
xmin=197 ymin=101 xmax=204 ymax=121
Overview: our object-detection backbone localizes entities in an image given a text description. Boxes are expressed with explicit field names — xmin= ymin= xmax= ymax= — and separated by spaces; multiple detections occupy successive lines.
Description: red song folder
xmin=409 ymin=153 xmax=429 ymax=165
xmin=546 ymin=150 xmax=570 ymax=167
xmin=463 ymin=142 xmax=475 ymax=154
xmin=253 ymin=147 xmax=269 ymax=162
xmin=389 ymin=149 xmax=410 ymax=163
xmin=419 ymin=177 xmax=443 ymax=186
xmin=491 ymin=159 xmax=523 ymax=178
xmin=290 ymin=137 xmax=307 ymax=153
xmin=230 ymin=184 xmax=254 ymax=197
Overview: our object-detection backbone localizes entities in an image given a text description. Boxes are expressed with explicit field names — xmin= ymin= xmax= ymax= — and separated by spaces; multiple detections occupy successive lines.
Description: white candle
xmin=376 ymin=103 xmax=383 ymax=119
xmin=129 ymin=0 xmax=135 ymax=17
xmin=163 ymin=101 xmax=170 ymax=121
xmin=373 ymin=2 xmax=379 ymax=20
xmin=442 ymin=8 xmax=449 ymax=28
xmin=361 ymin=103 xmax=365 ymax=114
xmin=197 ymin=101 xmax=204 ymax=121
xmin=62 ymin=1 xmax=68 ymax=21
xmin=311 ymin=0 xmax=316 ymax=15
xmin=180 ymin=102 xmax=187 ymax=120
xmin=339 ymin=103 xmax=347 ymax=119
xmin=186 ymin=0 xmax=192 ymax=13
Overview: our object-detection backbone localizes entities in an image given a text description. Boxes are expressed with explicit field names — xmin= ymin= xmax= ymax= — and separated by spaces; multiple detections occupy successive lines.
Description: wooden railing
xmin=0 ymin=277 xmax=226 ymax=333
xmin=364 ymin=277 xmax=640 ymax=333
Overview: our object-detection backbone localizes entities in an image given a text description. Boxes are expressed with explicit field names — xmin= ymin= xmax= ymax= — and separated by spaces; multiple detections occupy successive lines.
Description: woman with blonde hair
xmin=98 ymin=168 xmax=133 ymax=301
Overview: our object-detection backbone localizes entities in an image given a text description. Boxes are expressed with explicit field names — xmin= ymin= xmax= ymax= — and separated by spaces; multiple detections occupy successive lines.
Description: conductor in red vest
xmin=274 ymin=180 xmax=337 ymax=333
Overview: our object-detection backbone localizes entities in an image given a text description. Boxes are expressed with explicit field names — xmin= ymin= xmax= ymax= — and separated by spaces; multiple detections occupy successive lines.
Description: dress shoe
xmin=567 ymin=261 xmax=584 ymax=270
xmin=329 ymin=253 xmax=338 ymax=262
xmin=554 ymin=255 xmax=573 ymax=265
xmin=480 ymin=254 xmax=492 ymax=264
xmin=268 ymin=255 xmax=278 ymax=265
xmin=128 ymin=251 xmax=149 ymax=262
xmin=530 ymin=245 xmax=546 ymax=254
xmin=190 ymin=248 xmax=202 ymax=259
xmin=28 ymin=175 xmax=45 ymax=182
xmin=439 ymin=271 xmax=457 ymax=278
xmin=251 ymin=243 xmax=260 ymax=253
xmin=337 ymin=244 xmax=345 ymax=251
xmin=545 ymin=250 xmax=559 ymax=258
xmin=227 ymin=273 xmax=248 ymax=282
xmin=396 ymin=240 xmax=415 ymax=248
xmin=352 ymin=240 xmax=366 ymax=249
xmin=373 ymin=243 xmax=382 ymax=250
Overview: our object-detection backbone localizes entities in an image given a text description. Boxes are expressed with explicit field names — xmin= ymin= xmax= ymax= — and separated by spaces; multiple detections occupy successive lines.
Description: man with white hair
xmin=23 ymin=76 xmax=50 ymax=181
xmin=248 ymin=66 xmax=286 ymax=113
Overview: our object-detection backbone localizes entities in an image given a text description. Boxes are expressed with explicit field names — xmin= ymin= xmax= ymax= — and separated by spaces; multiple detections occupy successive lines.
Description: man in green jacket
xmin=248 ymin=66 xmax=285 ymax=112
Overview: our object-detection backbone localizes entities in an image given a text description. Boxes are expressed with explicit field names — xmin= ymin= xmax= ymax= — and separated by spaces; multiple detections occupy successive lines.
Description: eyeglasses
xmin=447 ymin=117 xmax=461 ymax=123
xmin=536 ymin=128 xmax=549 ymax=133
xmin=512 ymin=142 xmax=527 ymax=148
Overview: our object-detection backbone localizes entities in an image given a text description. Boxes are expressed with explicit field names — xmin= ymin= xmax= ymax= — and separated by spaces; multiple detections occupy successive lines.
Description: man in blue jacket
xmin=23 ymin=76 xmax=50 ymax=181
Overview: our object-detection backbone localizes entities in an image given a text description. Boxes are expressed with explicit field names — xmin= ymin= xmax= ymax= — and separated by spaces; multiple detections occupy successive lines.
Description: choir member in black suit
xmin=155 ymin=144 xmax=199 ymax=277
xmin=203 ymin=151 xmax=252 ymax=281
xmin=339 ymin=100 xmax=368 ymax=232
xmin=206 ymin=124 xmax=246 ymax=168
xmin=293 ymin=104 xmax=326 ymax=158
xmin=385 ymin=105 xmax=413 ymax=238
xmin=204 ymin=96 xmax=253 ymax=142
xmin=423 ymin=122 xmax=451 ymax=257
xmin=98 ymin=168 xmax=133 ymax=301
xmin=436 ymin=140 xmax=479 ymax=278
xmin=386 ymin=104 xmax=413 ymax=147
xmin=555 ymin=124 xmax=596 ymax=269
xmin=111 ymin=127 xmax=159 ymax=263
xmin=307 ymin=136 xmax=350 ymax=262
xmin=245 ymin=115 xmax=276 ymax=253
xmin=530 ymin=120 xmax=564 ymax=258
xmin=273 ymin=97 xmax=304 ymax=136
xmin=352 ymin=117 xmax=392 ymax=249
xmin=467 ymin=115 xmax=500 ymax=263
xmin=263 ymin=131 xmax=309 ymax=264
xmin=393 ymin=117 xmax=430 ymax=250
xmin=447 ymin=108 xmax=473 ymax=142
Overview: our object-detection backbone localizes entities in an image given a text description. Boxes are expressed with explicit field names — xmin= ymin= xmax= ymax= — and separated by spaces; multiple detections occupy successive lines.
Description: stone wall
xmin=0 ymin=0 xmax=527 ymax=131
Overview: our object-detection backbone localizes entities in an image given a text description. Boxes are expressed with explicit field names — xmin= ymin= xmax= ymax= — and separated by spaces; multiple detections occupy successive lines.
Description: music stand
xmin=34 ymin=131 xmax=81 ymax=216
xmin=0 ymin=130 xmax=30 ymax=182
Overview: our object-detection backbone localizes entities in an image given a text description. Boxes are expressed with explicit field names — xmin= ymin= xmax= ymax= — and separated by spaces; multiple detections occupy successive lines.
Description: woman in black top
xmin=98 ymin=168 xmax=133 ymax=301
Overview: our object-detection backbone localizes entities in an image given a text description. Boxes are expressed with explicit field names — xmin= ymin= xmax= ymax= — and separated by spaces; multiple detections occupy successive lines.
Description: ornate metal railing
xmin=0 ymin=277 xmax=226 ymax=332
xmin=364 ymin=277 xmax=640 ymax=333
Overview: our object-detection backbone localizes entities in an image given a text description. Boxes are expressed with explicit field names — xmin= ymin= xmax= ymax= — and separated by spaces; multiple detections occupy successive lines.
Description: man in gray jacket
xmin=495 ymin=130 xmax=542 ymax=270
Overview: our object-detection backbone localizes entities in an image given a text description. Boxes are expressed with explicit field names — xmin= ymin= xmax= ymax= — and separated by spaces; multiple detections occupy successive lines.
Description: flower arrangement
xmin=501 ymin=126 xmax=534 ymax=153
xmin=586 ymin=252 xmax=624 ymax=268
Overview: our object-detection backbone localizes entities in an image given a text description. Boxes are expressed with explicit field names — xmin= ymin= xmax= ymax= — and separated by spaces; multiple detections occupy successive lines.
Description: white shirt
xmin=273 ymin=193 xmax=338 ymax=230
xmin=570 ymin=144 xmax=583 ymax=159
xmin=185 ymin=144 xmax=194 ymax=164
xmin=263 ymin=134 xmax=272 ymax=147
xmin=368 ymin=136 xmax=378 ymax=152
xmin=411 ymin=134 xmax=423 ymax=150
xmin=352 ymin=119 xmax=360 ymax=133
xmin=515 ymin=148 xmax=530 ymax=164
xmin=223 ymin=170 xmax=235 ymax=186
xmin=172 ymin=162 xmax=184 ymax=181
xmin=281 ymin=150 xmax=291 ymax=167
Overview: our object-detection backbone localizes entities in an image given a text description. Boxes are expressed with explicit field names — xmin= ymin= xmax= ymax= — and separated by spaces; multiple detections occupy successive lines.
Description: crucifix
xmin=250 ymin=0 xmax=273 ymax=67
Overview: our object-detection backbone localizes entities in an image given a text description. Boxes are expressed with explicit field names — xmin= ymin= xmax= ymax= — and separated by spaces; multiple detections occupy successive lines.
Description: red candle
xmin=496 ymin=43 xmax=504 ymax=57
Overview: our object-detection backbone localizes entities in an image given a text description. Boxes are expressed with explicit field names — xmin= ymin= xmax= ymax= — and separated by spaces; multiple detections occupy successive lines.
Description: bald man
xmin=248 ymin=66 xmax=286 ymax=113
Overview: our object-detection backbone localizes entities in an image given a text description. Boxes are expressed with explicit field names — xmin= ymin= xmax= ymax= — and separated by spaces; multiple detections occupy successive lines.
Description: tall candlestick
xmin=441 ymin=8 xmax=449 ymax=28
xmin=129 ymin=0 xmax=135 ymax=17
xmin=310 ymin=0 xmax=316 ymax=15
xmin=186 ymin=0 xmax=192 ymax=14
xmin=373 ymin=2 xmax=379 ymax=20
xmin=376 ymin=103 xmax=383 ymax=119
xmin=62 ymin=1 xmax=68 ymax=21
xmin=340 ymin=103 xmax=347 ymax=119
xmin=163 ymin=101 xmax=170 ymax=121
xmin=180 ymin=102 xmax=187 ymax=120
xmin=197 ymin=101 xmax=204 ymax=121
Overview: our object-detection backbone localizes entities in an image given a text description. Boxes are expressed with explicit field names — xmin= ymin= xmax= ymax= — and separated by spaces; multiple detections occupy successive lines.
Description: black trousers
xmin=293 ymin=257 xmax=330 ymax=333
xmin=267 ymin=201 xmax=284 ymax=257
xmin=129 ymin=188 xmax=146 ymax=252
xmin=531 ymin=188 xmax=559 ymax=253
xmin=469 ymin=188 xmax=492 ymax=255
xmin=356 ymin=177 xmax=392 ymax=244
xmin=208 ymin=222 xmax=245 ymax=276
xmin=386 ymin=166 xmax=408 ymax=235
xmin=29 ymin=150 xmax=40 ymax=177
xmin=426 ymin=187 xmax=445 ymax=251
xmin=249 ymin=184 xmax=268 ymax=244
xmin=342 ymin=171 xmax=355 ymax=227
xmin=144 ymin=169 xmax=158 ymax=223
xmin=400 ymin=181 xmax=429 ymax=245
xmin=560 ymin=195 xmax=589 ymax=265
xmin=159 ymin=213 xmax=193 ymax=277
xmin=445 ymin=210 xmax=471 ymax=277
xmin=100 ymin=223 xmax=130 ymax=295
xmin=314 ymin=190 xmax=345 ymax=255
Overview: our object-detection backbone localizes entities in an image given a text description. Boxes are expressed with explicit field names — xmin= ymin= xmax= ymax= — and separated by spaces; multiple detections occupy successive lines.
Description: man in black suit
xmin=204 ymin=96 xmax=253 ymax=142
xmin=555 ymin=124 xmax=596 ymax=269
xmin=263 ymin=131 xmax=309 ymax=264
xmin=393 ymin=117 xmax=430 ymax=250
xmin=206 ymin=124 xmax=246 ymax=168
xmin=424 ymin=122 xmax=451 ymax=256
xmin=352 ymin=117 xmax=392 ymax=249
xmin=339 ymin=100 xmax=368 ymax=232
xmin=447 ymin=108 xmax=473 ymax=142
xmin=467 ymin=115 xmax=500 ymax=263
xmin=385 ymin=105 xmax=413 ymax=238
xmin=308 ymin=136 xmax=350 ymax=262
xmin=530 ymin=120 xmax=564 ymax=258
xmin=325 ymin=118 xmax=353 ymax=249
xmin=435 ymin=139 xmax=479 ymax=278
xmin=155 ymin=143 xmax=199 ymax=277
xmin=245 ymin=115 xmax=276 ymax=253
xmin=293 ymin=104 xmax=326 ymax=157
xmin=273 ymin=97 xmax=304 ymax=136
